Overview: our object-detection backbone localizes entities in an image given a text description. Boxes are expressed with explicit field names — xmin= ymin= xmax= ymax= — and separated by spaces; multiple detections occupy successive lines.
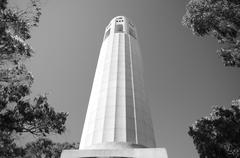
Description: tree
xmin=189 ymin=99 xmax=240 ymax=158
xmin=182 ymin=0 xmax=240 ymax=67
xmin=23 ymin=138 xmax=78 ymax=158
xmin=183 ymin=1 xmax=240 ymax=157
xmin=0 ymin=0 xmax=68 ymax=157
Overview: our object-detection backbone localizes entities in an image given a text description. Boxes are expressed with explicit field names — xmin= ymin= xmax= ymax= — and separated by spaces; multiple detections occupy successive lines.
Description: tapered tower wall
xmin=80 ymin=16 xmax=155 ymax=149
xmin=61 ymin=16 xmax=168 ymax=158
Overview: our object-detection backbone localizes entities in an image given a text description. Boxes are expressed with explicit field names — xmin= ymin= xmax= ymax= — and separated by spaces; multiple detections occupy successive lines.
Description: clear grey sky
xmin=25 ymin=0 xmax=240 ymax=158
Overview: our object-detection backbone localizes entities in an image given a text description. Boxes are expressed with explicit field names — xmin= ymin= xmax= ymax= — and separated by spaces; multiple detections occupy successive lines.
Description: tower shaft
xmin=61 ymin=16 xmax=168 ymax=158
xmin=80 ymin=16 xmax=155 ymax=149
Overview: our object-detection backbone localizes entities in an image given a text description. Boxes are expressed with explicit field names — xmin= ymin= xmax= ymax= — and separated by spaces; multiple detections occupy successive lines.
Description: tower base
xmin=61 ymin=148 xmax=168 ymax=158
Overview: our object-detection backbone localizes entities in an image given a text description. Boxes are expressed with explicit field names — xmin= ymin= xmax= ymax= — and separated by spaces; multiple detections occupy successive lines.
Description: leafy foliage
xmin=188 ymin=99 xmax=240 ymax=158
xmin=183 ymin=0 xmax=240 ymax=67
xmin=0 ymin=95 xmax=67 ymax=136
xmin=0 ymin=131 xmax=25 ymax=158
xmin=0 ymin=0 xmax=68 ymax=157
xmin=23 ymin=138 xmax=78 ymax=158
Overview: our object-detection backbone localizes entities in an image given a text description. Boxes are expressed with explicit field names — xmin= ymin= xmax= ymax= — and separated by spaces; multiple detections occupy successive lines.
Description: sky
xmin=19 ymin=0 xmax=240 ymax=158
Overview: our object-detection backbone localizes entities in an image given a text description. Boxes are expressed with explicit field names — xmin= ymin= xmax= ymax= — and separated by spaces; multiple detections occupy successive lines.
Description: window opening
xmin=115 ymin=24 xmax=123 ymax=33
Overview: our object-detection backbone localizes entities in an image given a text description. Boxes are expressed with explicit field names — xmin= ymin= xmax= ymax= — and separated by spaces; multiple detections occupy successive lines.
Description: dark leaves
xmin=24 ymin=138 xmax=78 ymax=158
xmin=183 ymin=0 xmax=240 ymax=67
xmin=0 ymin=0 xmax=8 ymax=10
xmin=0 ymin=95 xmax=68 ymax=136
xmin=0 ymin=0 xmax=69 ymax=157
xmin=188 ymin=99 xmax=240 ymax=158
xmin=0 ymin=131 xmax=25 ymax=158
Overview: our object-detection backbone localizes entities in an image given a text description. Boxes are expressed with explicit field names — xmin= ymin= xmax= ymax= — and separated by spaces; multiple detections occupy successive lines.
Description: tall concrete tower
xmin=61 ymin=16 xmax=168 ymax=158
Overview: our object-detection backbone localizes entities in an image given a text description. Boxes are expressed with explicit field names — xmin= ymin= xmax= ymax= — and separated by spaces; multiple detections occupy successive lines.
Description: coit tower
xmin=61 ymin=16 xmax=168 ymax=158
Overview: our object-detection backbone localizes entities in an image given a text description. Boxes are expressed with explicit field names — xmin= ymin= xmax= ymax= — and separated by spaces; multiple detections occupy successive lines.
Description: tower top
xmin=104 ymin=16 xmax=137 ymax=40
xmin=110 ymin=16 xmax=134 ymax=25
